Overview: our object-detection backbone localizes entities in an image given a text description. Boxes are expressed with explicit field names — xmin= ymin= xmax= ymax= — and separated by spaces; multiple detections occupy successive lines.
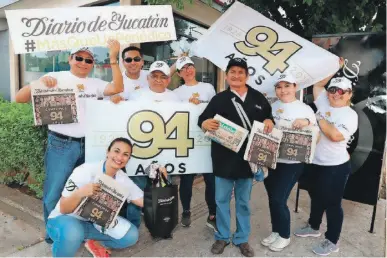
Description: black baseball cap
xmin=226 ymin=58 xmax=248 ymax=73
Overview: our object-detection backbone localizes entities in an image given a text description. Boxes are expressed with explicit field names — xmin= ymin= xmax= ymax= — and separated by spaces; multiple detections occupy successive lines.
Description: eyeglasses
xmin=150 ymin=74 xmax=169 ymax=81
xmin=124 ymin=56 xmax=142 ymax=63
xmin=180 ymin=64 xmax=194 ymax=71
xmin=327 ymin=87 xmax=352 ymax=95
xmin=74 ymin=55 xmax=94 ymax=64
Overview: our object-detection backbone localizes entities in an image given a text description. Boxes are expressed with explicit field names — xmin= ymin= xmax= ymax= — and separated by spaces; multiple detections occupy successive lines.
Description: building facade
xmin=0 ymin=0 xmax=227 ymax=101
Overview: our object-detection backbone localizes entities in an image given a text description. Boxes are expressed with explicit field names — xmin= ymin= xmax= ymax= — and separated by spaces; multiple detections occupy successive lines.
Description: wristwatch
xmin=110 ymin=60 xmax=119 ymax=65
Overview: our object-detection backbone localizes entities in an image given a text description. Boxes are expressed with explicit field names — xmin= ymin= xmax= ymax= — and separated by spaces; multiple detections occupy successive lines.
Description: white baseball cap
xmin=328 ymin=77 xmax=352 ymax=90
xmin=275 ymin=73 xmax=297 ymax=86
xmin=149 ymin=61 xmax=170 ymax=76
xmin=70 ymin=47 xmax=94 ymax=60
xmin=176 ymin=56 xmax=195 ymax=70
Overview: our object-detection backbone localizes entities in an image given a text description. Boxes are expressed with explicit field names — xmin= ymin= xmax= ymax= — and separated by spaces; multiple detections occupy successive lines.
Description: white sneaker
xmin=261 ymin=232 xmax=279 ymax=247
xmin=269 ymin=236 xmax=291 ymax=252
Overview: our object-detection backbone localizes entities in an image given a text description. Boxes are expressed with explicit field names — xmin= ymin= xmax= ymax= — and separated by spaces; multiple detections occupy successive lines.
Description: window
xmin=19 ymin=1 xmax=120 ymax=87
xmin=141 ymin=16 xmax=217 ymax=90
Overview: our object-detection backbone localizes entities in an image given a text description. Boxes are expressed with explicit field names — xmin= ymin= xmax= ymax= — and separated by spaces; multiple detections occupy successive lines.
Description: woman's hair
xmin=107 ymin=137 xmax=133 ymax=152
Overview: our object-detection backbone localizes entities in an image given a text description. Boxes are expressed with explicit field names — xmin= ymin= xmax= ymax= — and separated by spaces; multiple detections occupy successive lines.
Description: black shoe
xmin=181 ymin=210 xmax=191 ymax=227
xmin=206 ymin=215 xmax=218 ymax=232
xmin=211 ymin=240 xmax=229 ymax=254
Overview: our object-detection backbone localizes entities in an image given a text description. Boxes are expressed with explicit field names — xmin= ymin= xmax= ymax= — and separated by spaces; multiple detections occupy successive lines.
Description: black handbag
xmin=143 ymin=171 xmax=178 ymax=239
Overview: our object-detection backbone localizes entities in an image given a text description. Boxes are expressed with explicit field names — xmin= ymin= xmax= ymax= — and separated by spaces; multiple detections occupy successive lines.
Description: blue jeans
xmin=179 ymin=173 xmax=216 ymax=215
xmin=215 ymin=176 xmax=253 ymax=245
xmin=43 ymin=132 xmax=85 ymax=241
xmin=307 ymin=161 xmax=351 ymax=244
xmin=126 ymin=176 xmax=148 ymax=228
xmin=264 ymin=162 xmax=304 ymax=238
xmin=47 ymin=215 xmax=138 ymax=257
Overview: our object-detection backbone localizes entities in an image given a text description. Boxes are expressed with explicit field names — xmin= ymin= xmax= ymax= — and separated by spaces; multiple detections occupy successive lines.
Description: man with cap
xmin=112 ymin=60 xmax=180 ymax=229
xmin=198 ymin=58 xmax=274 ymax=257
xmin=172 ymin=56 xmax=217 ymax=230
xmin=15 ymin=39 xmax=123 ymax=243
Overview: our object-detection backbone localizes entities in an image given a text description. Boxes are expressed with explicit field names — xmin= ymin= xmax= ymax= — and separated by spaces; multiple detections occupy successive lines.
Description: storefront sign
xmin=191 ymin=1 xmax=339 ymax=97
xmin=85 ymin=100 xmax=212 ymax=176
xmin=5 ymin=5 xmax=176 ymax=54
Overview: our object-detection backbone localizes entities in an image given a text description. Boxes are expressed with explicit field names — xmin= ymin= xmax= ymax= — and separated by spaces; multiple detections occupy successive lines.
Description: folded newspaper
xmin=74 ymin=174 xmax=130 ymax=230
xmin=205 ymin=114 xmax=249 ymax=153
xmin=276 ymin=121 xmax=319 ymax=163
xmin=244 ymin=121 xmax=283 ymax=169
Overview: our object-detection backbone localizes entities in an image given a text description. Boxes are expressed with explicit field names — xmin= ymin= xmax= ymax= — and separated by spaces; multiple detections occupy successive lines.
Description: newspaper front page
xmin=244 ymin=121 xmax=283 ymax=169
xmin=276 ymin=121 xmax=319 ymax=163
xmin=30 ymin=80 xmax=79 ymax=126
xmin=74 ymin=174 xmax=130 ymax=230
xmin=205 ymin=114 xmax=249 ymax=153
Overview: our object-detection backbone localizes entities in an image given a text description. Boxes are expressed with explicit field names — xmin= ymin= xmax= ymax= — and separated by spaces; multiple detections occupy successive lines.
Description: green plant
xmin=0 ymin=99 xmax=47 ymax=198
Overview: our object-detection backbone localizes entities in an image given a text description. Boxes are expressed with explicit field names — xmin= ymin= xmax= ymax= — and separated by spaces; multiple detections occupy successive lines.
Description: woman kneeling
xmin=46 ymin=138 xmax=143 ymax=257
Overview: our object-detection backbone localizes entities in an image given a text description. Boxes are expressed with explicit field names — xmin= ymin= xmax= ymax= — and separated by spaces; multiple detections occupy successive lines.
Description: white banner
xmin=5 ymin=5 xmax=176 ymax=54
xmin=191 ymin=1 xmax=339 ymax=97
xmin=85 ymin=100 xmax=212 ymax=176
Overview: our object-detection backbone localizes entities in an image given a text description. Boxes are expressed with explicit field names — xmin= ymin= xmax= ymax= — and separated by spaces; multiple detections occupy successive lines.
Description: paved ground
xmin=1 ymin=180 xmax=386 ymax=257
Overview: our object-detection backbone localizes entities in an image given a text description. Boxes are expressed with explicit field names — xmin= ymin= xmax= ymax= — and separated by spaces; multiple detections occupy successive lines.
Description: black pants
xmin=306 ymin=161 xmax=351 ymax=244
xmin=264 ymin=162 xmax=304 ymax=238
xmin=179 ymin=173 xmax=216 ymax=215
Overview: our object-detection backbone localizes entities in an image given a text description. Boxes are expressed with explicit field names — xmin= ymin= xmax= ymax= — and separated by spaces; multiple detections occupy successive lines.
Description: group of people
xmin=15 ymin=39 xmax=358 ymax=257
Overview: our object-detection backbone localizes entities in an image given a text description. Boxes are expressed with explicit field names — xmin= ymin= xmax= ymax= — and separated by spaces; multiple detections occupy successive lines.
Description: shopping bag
xmin=143 ymin=172 xmax=178 ymax=238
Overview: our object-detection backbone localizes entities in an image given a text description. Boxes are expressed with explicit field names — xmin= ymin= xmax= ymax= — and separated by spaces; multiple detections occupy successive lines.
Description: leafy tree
xmin=144 ymin=0 xmax=386 ymax=37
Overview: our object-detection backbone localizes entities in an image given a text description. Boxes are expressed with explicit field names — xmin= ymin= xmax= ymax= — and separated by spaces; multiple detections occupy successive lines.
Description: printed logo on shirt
xmin=163 ymin=217 xmax=171 ymax=222
xmin=255 ymin=105 xmax=262 ymax=110
xmin=78 ymin=93 xmax=97 ymax=98
xmin=276 ymin=108 xmax=284 ymax=113
xmin=65 ymin=179 xmax=77 ymax=192
xmin=325 ymin=111 xmax=331 ymax=117
xmin=112 ymin=218 xmax=119 ymax=228
xmin=134 ymin=86 xmax=141 ymax=90
xmin=77 ymin=84 xmax=85 ymax=92
xmin=154 ymin=100 xmax=162 ymax=102
xmin=337 ymin=124 xmax=349 ymax=132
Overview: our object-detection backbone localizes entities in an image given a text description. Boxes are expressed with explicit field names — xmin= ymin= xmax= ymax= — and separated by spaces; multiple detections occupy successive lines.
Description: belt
xmin=49 ymin=130 xmax=85 ymax=142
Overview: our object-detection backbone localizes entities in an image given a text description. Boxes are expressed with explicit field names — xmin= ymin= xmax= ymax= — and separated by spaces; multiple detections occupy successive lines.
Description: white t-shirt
xmin=48 ymin=161 xmax=143 ymax=237
xmin=313 ymin=90 xmax=358 ymax=166
xmin=129 ymin=87 xmax=181 ymax=102
xmin=43 ymin=71 xmax=108 ymax=138
xmin=173 ymin=82 xmax=216 ymax=103
xmin=271 ymin=99 xmax=317 ymax=164
xmin=121 ymin=70 xmax=149 ymax=99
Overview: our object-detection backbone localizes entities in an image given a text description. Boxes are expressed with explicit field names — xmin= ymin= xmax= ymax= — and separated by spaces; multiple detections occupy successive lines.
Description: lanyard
xmin=102 ymin=161 xmax=116 ymax=179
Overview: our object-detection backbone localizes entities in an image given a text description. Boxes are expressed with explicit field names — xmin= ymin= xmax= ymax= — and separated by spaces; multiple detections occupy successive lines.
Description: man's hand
xmin=40 ymin=76 xmax=57 ymax=88
xmin=189 ymin=97 xmax=200 ymax=105
xmin=263 ymin=119 xmax=274 ymax=134
xmin=76 ymin=183 xmax=100 ymax=198
xmin=292 ymin=119 xmax=310 ymax=129
xmin=202 ymin=119 xmax=219 ymax=131
xmin=110 ymin=95 xmax=124 ymax=104
xmin=107 ymin=39 xmax=120 ymax=60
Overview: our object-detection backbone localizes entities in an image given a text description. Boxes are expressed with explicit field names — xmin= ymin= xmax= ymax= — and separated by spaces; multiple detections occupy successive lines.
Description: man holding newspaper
xmin=198 ymin=58 xmax=274 ymax=257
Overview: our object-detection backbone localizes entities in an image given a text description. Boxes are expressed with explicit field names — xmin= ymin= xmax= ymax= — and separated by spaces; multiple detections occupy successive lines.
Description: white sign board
xmin=85 ymin=100 xmax=212 ymax=176
xmin=5 ymin=5 xmax=176 ymax=54
xmin=191 ymin=1 xmax=340 ymax=97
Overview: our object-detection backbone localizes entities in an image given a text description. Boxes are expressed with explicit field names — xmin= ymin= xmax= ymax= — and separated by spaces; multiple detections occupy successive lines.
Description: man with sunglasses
xmin=15 ymin=39 xmax=124 ymax=244
xmin=120 ymin=46 xmax=150 ymax=99
xmin=172 ymin=56 xmax=217 ymax=231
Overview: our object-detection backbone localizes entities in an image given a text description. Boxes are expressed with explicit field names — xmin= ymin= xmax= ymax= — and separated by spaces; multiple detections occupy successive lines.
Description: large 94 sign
xmin=127 ymin=111 xmax=194 ymax=159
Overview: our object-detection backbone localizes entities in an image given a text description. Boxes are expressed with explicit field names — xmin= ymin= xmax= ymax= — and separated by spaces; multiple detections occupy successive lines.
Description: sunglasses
xmin=74 ymin=55 xmax=94 ymax=64
xmin=124 ymin=56 xmax=142 ymax=63
xmin=327 ymin=87 xmax=352 ymax=95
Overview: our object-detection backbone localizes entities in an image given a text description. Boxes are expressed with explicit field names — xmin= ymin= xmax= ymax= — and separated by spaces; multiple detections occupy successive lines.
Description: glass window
xmin=141 ymin=16 xmax=217 ymax=91
xmin=19 ymin=1 xmax=119 ymax=87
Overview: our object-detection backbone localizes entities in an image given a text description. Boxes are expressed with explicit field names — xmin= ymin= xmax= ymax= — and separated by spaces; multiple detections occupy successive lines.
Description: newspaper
xmin=30 ymin=80 xmax=79 ymax=126
xmin=276 ymin=121 xmax=319 ymax=163
xmin=244 ymin=121 xmax=283 ymax=169
xmin=74 ymin=174 xmax=130 ymax=230
xmin=205 ymin=114 xmax=249 ymax=153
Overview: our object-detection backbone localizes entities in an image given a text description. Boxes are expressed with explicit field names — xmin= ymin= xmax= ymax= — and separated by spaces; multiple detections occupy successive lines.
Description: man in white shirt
xmin=15 ymin=40 xmax=124 ymax=243
xmin=120 ymin=46 xmax=149 ymax=99
xmin=172 ymin=56 xmax=217 ymax=231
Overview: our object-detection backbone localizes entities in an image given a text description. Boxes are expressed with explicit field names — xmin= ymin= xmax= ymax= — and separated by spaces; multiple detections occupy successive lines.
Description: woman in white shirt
xmin=294 ymin=77 xmax=358 ymax=256
xmin=46 ymin=138 xmax=144 ymax=257
xmin=261 ymin=74 xmax=317 ymax=252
